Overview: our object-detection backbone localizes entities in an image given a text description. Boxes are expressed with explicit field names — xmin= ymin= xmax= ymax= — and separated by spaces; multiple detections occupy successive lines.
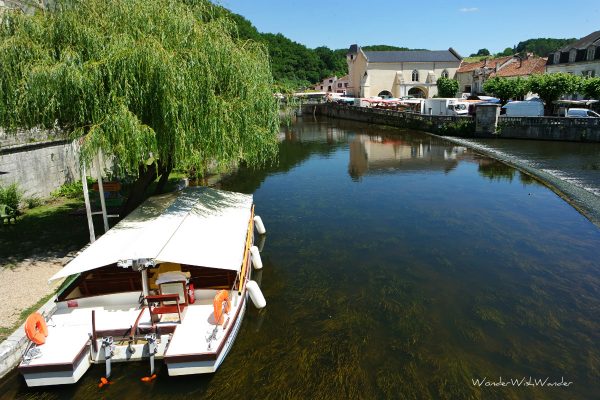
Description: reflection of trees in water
xmin=519 ymin=171 xmax=541 ymax=185
xmin=477 ymin=158 xmax=516 ymax=182
xmin=477 ymin=157 xmax=541 ymax=186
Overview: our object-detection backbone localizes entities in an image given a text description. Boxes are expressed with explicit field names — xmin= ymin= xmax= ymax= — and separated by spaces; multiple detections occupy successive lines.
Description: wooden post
xmin=81 ymin=164 xmax=95 ymax=243
xmin=95 ymin=151 xmax=110 ymax=233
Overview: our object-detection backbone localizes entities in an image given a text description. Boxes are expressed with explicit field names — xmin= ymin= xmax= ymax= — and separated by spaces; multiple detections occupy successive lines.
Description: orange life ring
xmin=213 ymin=290 xmax=231 ymax=325
xmin=24 ymin=312 xmax=48 ymax=345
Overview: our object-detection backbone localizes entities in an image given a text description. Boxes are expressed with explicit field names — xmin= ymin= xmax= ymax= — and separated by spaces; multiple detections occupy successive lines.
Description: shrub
xmin=0 ymin=183 xmax=23 ymax=211
xmin=26 ymin=197 xmax=44 ymax=209
xmin=51 ymin=177 xmax=93 ymax=199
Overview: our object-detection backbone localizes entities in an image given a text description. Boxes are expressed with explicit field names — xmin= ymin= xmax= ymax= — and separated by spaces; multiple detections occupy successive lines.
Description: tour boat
xmin=18 ymin=187 xmax=267 ymax=387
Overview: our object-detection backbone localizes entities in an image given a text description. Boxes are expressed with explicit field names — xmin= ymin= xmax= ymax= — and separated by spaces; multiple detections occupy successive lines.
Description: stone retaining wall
xmin=0 ymin=139 xmax=80 ymax=198
xmin=313 ymin=103 xmax=600 ymax=142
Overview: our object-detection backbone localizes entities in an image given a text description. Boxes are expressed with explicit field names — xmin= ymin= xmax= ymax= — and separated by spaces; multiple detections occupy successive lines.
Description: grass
xmin=0 ymin=292 xmax=56 ymax=342
xmin=0 ymin=197 xmax=99 ymax=260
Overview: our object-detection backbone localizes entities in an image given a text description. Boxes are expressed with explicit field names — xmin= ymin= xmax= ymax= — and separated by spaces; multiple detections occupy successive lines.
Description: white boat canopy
xmin=49 ymin=187 xmax=253 ymax=282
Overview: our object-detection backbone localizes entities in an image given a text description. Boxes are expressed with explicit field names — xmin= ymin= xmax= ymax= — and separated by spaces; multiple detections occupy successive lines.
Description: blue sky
xmin=217 ymin=0 xmax=600 ymax=56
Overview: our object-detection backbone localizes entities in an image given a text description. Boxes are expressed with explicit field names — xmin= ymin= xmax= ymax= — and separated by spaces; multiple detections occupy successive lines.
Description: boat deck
xmin=165 ymin=293 xmax=243 ymax=360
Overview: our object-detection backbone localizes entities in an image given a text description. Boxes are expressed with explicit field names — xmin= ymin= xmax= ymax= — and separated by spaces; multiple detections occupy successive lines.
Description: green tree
xmin=527 ymin=73 xmax=583 ymax=114
xmin=470 ymin=48 xmax=490 ymax=57
xmin=582 ymin=77 xmax=600 ymax=100
xmin=0 ymin=0 xmax=279 ymax=215
xmin=437 ymin=77 xmax=459 ymax=98
xmin=483 ymin=77 xmax=529 ymax=104
xmin=496 ymin=47 xmax=514 ymax=57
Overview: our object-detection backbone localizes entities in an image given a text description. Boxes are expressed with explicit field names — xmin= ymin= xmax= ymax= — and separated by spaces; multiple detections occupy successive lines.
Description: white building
xmin=345 ymin=44 xmax=463 ymax=98
xmin=546 ymin=30 xmax=600 ymax=77
xmin=313 ymin=75 xmax=349 ymax=94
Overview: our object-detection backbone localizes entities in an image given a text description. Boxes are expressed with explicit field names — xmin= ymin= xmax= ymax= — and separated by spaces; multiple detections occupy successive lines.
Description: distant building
xmin=314 ymin=76 xmax=337 ymax=92
xmin=456 ymin=54 xmax=547 ymax=95
xmin=313 ymin=75 xmax=350 ymax=94
xmin=546 ymin=30 xmax=600 ymax=77
xmin=456 ymin=56 xmax=513 ymax=95
xmin=346 ymin=45 xmax=462 ymax=98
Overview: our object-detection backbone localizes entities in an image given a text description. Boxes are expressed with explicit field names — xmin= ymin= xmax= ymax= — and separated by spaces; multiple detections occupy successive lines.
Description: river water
xmin=1 ymin=118 xmax=599 ymax=399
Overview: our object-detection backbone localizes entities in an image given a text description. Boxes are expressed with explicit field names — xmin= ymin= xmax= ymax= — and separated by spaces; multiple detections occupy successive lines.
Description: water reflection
xmin=348 ymin=135 xmax=467 ymax=179
xmin=2 ymin=117 xmax=599 ymax=400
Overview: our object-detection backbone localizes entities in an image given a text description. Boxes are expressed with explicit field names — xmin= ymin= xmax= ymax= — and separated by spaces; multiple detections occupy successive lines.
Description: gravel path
xmin=0 ymin=253 xmax=74 ymax=330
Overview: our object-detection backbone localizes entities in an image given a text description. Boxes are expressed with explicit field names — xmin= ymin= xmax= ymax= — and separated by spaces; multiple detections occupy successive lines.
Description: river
xmin=1 ymin=117 xmax=599 ymax=399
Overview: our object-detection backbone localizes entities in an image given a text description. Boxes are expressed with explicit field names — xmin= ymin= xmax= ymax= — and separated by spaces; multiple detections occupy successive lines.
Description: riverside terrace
xmin=308 ymin=103 xmax=600 ymax=142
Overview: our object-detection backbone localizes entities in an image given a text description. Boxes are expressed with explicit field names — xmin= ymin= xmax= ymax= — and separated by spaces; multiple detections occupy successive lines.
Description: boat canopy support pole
xmin=95 ymin=150 xmax=110 ymax=233
xmin=81 ymin=164 xmax=95 ymax=243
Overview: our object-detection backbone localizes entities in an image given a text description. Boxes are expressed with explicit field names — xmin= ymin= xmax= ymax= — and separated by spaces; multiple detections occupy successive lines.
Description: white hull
xmin=21 ymin=349 xmax=91 ymax=387
xmin=167 ymin=293 xmax=247 ymax=376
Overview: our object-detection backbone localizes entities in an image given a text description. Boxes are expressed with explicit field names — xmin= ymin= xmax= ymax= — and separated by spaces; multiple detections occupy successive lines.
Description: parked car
xmin=502 ymin=101 xmax=544 ymax=117
xmin=566 ymin=108 xmax=600 ymax=118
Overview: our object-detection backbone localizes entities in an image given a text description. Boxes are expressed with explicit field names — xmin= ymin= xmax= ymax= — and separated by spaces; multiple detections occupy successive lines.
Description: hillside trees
xmin=0 ymin=0 xmax=279 ymax=215
xmin=514 ymin=38 xmax=576 ymax=56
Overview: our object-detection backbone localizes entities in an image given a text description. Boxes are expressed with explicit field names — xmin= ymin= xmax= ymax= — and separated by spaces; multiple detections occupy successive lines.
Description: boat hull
xmin=20 ymin=349 xmax=91 ymax=387
xmin=166 ymin=293 xmax=248 ymax=376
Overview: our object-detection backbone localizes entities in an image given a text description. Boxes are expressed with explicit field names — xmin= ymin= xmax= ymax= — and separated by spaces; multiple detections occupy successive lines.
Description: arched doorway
xmin=408 ymin=87 xmax=426 ymax=98
xmin=377 ymin=90 xmax=393 ymax=99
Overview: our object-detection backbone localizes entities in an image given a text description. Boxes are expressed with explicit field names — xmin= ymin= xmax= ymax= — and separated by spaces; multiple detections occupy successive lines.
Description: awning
xmin=49 ymin=187 xmax=253 ymax=281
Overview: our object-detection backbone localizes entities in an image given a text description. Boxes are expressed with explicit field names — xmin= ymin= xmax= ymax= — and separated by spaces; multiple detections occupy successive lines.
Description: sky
xmin=217 ymin=0 xmax=600 ymax=56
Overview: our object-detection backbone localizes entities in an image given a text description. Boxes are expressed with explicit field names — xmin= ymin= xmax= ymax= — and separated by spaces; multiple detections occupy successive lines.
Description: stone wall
xmin=311 ymin=103 xmax=474 ymax=135
xmin=496 ymin=116 xmax=600 ymax=141
xmin=313 ymin=103 xmax=600 ymax=142
xmin=0 ymin=139 xmax=81 ymax=198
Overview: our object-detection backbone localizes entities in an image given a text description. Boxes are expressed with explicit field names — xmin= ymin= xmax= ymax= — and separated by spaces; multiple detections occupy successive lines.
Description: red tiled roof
xmin=493 ymin=57 xmax=547 ymax=77
xmin=456 ymin=56 xmax=513 ymax=73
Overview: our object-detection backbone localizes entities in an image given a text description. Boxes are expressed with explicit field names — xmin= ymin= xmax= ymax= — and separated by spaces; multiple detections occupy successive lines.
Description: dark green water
xmin=2 ymin=118 xmax=599 ymax=399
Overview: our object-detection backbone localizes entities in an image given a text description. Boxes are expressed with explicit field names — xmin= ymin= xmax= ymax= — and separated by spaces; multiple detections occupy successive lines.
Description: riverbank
xmin=441 ymin=136 xmax=600 ymax=228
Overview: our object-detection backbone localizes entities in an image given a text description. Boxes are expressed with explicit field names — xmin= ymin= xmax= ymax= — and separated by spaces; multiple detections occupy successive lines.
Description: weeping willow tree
xmin=0 ymin=0 xmax=279 ymax=214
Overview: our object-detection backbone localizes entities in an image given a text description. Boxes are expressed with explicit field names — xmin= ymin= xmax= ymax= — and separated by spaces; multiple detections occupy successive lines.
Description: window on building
xmin=569 ymin=49 xmax=577 ymax=63
xmin=441 ymin=69 xmax=449 ymax=79
xmin=344 ymin=83 xmax=348 ymax=87
xmin=465 ymin=85 xmax=472 ymax=93
xmin=329 ymin=79 xmax=333 ymax=83
xmin=320 ymin=86 xmax=323 ymax=90
xmin=588 ymin=46 xmax=596 ymax=61
xmin=337 ymin=83 xmax=342 ymax=88
xmin=554 ymin=52 xmax=560 ymax=64
xmin=412 ymin=70 xmax=419 ymax=82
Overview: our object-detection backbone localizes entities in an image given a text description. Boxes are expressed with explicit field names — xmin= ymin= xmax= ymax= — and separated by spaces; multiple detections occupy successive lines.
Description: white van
xmin=502 ymin=101 xmax=544 ymax=117
xmin=566 ymin=108 xmax=600 ymax=118
xmin=423 ymin=98 xmax=469 ymax=116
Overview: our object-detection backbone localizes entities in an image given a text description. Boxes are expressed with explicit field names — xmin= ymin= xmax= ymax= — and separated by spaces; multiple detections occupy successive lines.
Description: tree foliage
xmin=436 ymin=77 xmax=459 ymax=98
xmin=483 ymin=77 xmax=528 ymax=104
xmin=0 ymin=0 xmax=279 ymax=213
xmin=470 ymin=48 xmax=490 ymax=57
xmin=515 ymin=38 xmax=576 ymax=56
xmin=496 ymin=47 xmax=515 ymax=57
xmin=527 ymin=73 xmax=582 ymax=106
xmin=582 ymin=77 xmax=600 ymax=100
